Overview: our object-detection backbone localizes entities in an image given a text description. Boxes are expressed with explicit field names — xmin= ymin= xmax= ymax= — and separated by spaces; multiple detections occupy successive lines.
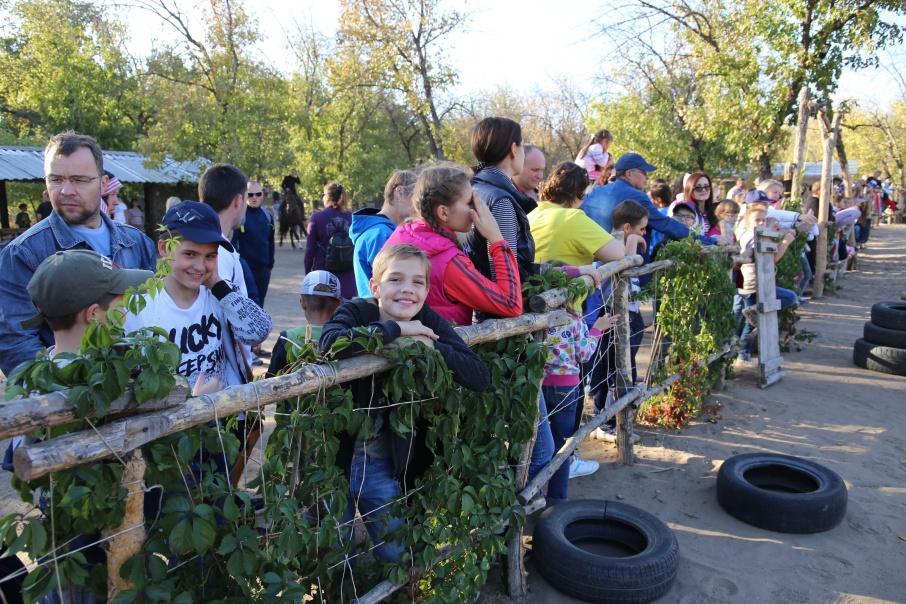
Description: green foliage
xmin=521 ymin=268 xmax=589 ymax=309
xmin=639 ymin=239 xmax=736 ymax=428
xmin=1 ymin=263 xmax=546 ymax=602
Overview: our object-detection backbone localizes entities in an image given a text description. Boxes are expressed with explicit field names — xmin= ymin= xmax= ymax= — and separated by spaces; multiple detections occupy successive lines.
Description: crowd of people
xmin=0 ymin=120 xmax=892 ymax=575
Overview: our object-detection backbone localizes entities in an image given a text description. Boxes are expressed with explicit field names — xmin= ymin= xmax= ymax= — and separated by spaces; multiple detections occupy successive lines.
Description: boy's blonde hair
xmin=744 ymin=206 xmax=767 ymax=228
xmin=372 ymin=244 xmax=431 ymax=283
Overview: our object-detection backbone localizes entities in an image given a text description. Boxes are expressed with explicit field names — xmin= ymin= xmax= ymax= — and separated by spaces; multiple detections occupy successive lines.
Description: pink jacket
xmin=385 ymin=220 xmax=471 ymax=326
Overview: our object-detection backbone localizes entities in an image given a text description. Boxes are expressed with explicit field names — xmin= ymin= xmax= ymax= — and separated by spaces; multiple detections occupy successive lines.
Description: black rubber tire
xmin=870 ymin=301 xmax=906 ymax=332
xmin=863 ymin=321 xmax=906 ymax=349
xmin=532 ymin=500 xmax=679 ymax=603
xmin=717 ymin=453 xmax=847 ymax=534
xmin=853 ymin=338 xmax=906 ymax=377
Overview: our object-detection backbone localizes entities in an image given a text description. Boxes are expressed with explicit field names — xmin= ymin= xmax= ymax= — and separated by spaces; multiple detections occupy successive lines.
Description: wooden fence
xmin=1 ymin=249 xmax=753 ymax=601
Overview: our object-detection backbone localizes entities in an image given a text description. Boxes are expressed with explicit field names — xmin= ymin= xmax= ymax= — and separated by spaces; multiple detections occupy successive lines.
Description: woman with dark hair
xmin=305 ymin=182 xmax=356 ymax=298
xmin=467 ymin=116 xmax=536 ymax=283
xmin=529 ymin=162 xmax=625 ymax=265
xmin=682 ymin=171 xmax=717 ymax=232
xmin=574 ymin=129 xmax=613 ymax=183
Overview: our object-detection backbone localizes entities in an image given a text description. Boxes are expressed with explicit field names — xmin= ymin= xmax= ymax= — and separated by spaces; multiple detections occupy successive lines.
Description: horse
xmin=278 ymin=191 xmax=306 ymax=248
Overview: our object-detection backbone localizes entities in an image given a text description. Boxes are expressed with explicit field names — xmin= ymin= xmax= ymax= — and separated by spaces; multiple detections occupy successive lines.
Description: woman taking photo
xmin=305 ymin=182 xmax=356 ymax=298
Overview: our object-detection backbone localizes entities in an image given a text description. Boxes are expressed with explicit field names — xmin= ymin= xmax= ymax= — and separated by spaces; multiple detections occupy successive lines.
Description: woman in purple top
xmin=304 ymin=182 xmax=356 ymax=298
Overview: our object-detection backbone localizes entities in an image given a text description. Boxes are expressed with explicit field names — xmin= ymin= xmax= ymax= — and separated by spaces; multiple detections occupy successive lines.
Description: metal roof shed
xmin=0 ymin=145 xmax=209 ymax=230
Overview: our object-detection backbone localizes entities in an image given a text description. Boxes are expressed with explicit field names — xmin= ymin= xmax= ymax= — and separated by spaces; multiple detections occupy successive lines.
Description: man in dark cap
xmin=581 ymin=152 xmax=716 ymax=258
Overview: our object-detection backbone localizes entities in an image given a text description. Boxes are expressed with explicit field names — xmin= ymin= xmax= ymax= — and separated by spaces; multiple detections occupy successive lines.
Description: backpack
xmin=325 ymin=217 xmax=353 ymax=273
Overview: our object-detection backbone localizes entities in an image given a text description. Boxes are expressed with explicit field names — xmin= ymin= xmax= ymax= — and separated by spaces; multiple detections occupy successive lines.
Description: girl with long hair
xmin=575 ymin=129 xmax=613 ymax=183
xmin=383 ymin=164 xmax=522 ymax=327
xmin=305 ymin=182 xmax=356 ymax=298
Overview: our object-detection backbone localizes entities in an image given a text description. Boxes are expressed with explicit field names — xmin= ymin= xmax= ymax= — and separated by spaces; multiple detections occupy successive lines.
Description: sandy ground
xmin=2 ymin=227 xmax=904 ymax=603
xmin=480 ymin=223 xmax=906 ymax=603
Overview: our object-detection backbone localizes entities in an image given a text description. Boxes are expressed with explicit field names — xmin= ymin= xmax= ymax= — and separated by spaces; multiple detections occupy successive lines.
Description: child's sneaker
xmin=568 ymin=455 xmax=599 ymax=478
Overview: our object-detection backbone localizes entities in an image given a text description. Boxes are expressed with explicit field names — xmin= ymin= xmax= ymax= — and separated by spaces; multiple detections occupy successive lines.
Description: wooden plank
xmin=0 ymin=378 xmax=190 ymax=440
xmin=757 ymin=300 xmax=782 ymax=313
xmin=528 ymin=255 xmax=643 ymax=312
xmin=611 ymin=274 xmax=635 ymax=465
xmin=13 ymin=311 xmax=574 ymax=481
xmin=759 ymin=357 xmax=784 ymax=375
xmin=756 ymin=240 xmax=779 ymax=253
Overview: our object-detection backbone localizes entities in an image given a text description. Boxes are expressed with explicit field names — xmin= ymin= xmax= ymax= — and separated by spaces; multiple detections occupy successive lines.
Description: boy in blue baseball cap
xmin=123 ymin=201 xmax=272 ymax=390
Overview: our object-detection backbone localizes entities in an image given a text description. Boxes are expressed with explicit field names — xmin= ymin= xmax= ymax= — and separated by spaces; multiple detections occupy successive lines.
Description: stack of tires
xmin=853 ymin=301 xmax=906 ymax=376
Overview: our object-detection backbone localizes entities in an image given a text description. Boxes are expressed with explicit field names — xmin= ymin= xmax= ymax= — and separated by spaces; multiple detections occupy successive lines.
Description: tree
xmin=336 ymin=0 xmax=466 ymax=159
xmin=0 ymin=0 xmax=143 ymax=148
xmin=135 ymin=0 xmax=293 ymax=177
xmin=600 ymin=0 xmax=906 ymax=176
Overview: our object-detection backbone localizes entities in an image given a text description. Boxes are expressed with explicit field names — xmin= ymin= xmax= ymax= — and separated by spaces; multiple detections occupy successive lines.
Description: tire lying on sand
xmin=532 ymin=500 xmax=679 ymax=603
xmin=870 ymin=301 xmax=906 ymax=332
xmin=853 ymin=337 xmax=906 ymax=376
xmin=863 ymin=321 xmax=906 ymax=349
xmin=717 ymin=453 xmax=847 ymax=534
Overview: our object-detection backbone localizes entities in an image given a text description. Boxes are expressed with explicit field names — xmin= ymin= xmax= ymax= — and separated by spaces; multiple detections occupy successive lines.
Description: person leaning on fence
xmin=350 ymin=169 xmax=417 ymax=297
xmin=0 ymin=250 xmax=154 ymax=604
xmin=319 ymin=243 xmax=491 ymax=562
xmin=384 ymin=164 xmax=523 ymax=326
xmin=734 ymin=205 xmax=799 ymax=364
xmin=3 ymin=249 xmax=154 ymax=471
xmin=266 ymin=270 xmax=343 ymax=378
xmin=123 ymin=201 xmax=273 ymax=389
xmin=0 ymin=131 xmax=157 ymax=377
xmin=585 ymin=200 xmax=650 ymax=444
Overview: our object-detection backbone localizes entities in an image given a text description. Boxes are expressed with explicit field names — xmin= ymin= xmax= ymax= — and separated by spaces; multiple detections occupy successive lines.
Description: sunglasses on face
xmin=693 ymin=185 xmax=711 ymax=192
xmin=248 ymin=192 xmax=264 ymax=197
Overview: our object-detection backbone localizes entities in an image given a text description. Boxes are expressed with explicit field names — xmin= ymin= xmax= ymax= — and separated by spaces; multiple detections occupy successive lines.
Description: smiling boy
xmin=124 ymin=201 xmax=272 ymax=389
xmin=319 ymin=243 xmax=490 ymax=561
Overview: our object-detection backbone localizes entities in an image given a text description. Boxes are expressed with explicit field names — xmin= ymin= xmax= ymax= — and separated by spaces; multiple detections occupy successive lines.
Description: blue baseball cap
xmin=615 ymin=153 xmax=657 ymax=173
xmin=162 ymin=201 xmax=231 ymax=248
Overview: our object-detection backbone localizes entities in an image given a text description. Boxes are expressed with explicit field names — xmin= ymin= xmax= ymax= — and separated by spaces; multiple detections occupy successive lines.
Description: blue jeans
xmin=735 ymin=288 xmax=798 ymax=353
xmin=542 ymin=385 xmax=582 ymax=503
xmin=347 ymin=451 xmax=405 ymax=562
xmin=529 ymin=393 xmax=554 ymax=481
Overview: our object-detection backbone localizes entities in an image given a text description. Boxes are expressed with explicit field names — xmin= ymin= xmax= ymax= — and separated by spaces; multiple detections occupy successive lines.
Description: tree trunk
xmin=835 ymin=134 xmax=852 ymax=198
xmin=758 ymin=150 xmax=774 ymax=180
xmin=789 ymin=87 xmax=811 ymax=207
xmin=814 ymin=108 xmax=842 ymax=298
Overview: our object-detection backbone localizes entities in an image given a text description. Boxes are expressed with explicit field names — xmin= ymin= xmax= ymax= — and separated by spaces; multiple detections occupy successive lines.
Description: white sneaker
xmin=569 ymin=455 xmax=599 ymax=479
xmin=590 ymin=426 xmax=617 ymax=442
xmin=590 ymin=426 xmax=640 ymax=444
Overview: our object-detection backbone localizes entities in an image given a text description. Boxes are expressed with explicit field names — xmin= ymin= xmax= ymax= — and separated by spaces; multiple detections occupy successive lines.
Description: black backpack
xmin=325 ymin=218 xmax=353 ymax=273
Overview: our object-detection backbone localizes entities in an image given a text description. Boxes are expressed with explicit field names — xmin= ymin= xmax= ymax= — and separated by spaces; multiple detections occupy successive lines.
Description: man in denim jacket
xmin=0 ymin=131 xmax=156 ymax=376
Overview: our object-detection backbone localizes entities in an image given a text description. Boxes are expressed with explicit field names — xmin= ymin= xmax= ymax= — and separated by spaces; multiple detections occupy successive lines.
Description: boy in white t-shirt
xmin=124 ymin=201 xmax=272 ymax=389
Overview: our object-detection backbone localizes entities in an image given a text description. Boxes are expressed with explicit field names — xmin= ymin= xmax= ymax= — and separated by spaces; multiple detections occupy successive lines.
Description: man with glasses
xmin=232 ymin=180 xmax=275 ymax=305
xmin=0 ymin=131 xmax=156 ymax=376
xmin=581 ymin=152 xmax=716 ymax=260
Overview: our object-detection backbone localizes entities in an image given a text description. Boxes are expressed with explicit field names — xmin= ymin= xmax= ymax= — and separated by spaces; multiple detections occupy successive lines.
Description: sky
xmin=119 ymin=0 xmax=905 ymax=109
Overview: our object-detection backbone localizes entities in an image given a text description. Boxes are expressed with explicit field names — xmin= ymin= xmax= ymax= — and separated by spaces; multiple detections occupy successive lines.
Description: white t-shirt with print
xmin=124 ymin=287 xmax=238 ymax=387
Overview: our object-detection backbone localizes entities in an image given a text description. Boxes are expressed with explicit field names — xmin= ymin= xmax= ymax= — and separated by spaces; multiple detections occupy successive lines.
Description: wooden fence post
xmin=754 ymin=227 xmax=785 ymax=388
xmin=506 ymin=331 xmax=547 ymax=600
xmin=611 ymin=272 xmax=635 ymax=464
xmin=105 ymin=449 xmax=146 ymax=600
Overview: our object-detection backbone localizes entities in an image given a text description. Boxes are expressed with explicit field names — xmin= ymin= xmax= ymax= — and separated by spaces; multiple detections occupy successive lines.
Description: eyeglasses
xmin=46 ymin=175 xmax=99 ymax=188
xmin=248 ymin=192 xmax=264 ymax=197
xmin=693 ymin=185 xmax=711 ymax=192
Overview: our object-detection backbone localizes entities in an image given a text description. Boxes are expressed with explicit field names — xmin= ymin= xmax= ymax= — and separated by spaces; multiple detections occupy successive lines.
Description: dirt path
xmin=498 ymin=224 xmax=906 ymax=602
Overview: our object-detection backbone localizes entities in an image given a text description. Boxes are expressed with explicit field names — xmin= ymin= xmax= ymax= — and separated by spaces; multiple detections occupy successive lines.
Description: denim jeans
xmin=735 ymin=288 xmax=798 ymax=353
xmin=542 ymin=385 xmax=582 ymax=503
xmin=347 ymin=451 xmax=406 ymax=562
xmin=529 ymin=392 xmax=554 ymax=481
